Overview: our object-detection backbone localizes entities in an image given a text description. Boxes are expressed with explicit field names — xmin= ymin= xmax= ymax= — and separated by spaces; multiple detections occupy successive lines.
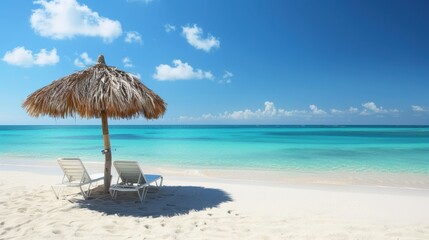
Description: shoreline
xmin=1 ymin=157 xmax=429 ymax=191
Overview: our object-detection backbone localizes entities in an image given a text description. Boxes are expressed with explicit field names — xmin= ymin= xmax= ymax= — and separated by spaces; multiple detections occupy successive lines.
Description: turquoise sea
xmin=0 ymin=125 xmax=428 ymax=174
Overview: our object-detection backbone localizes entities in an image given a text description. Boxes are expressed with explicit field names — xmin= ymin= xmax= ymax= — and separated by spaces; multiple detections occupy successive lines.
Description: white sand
xmin=1 ymin=164 xmax=429 ymax=239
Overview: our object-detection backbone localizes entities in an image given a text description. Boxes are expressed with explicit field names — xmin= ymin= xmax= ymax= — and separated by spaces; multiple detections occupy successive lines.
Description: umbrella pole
xmin=101 ymin=110 xmax=112 ymax=193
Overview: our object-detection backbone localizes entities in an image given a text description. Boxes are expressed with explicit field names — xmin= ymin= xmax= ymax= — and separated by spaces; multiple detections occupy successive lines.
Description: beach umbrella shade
xmin=22 ymin=55 xmax=167 ymax=192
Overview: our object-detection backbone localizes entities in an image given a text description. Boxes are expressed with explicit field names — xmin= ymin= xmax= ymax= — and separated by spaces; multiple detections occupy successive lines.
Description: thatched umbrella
xmin=23 ymin=55 xmax=166 ymax=192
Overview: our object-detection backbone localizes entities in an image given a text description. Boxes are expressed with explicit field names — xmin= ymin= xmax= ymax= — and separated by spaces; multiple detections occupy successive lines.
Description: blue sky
xmin=0 ymin=0 xmax=428 ymax=125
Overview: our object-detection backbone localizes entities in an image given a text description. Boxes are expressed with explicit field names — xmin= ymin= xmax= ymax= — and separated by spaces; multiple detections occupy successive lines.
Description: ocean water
xmin=0 ymin=125 xmax=428 ymax=174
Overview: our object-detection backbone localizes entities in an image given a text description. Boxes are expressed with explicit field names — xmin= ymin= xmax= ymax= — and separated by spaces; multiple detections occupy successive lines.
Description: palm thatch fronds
xmin=23 ymin=55 xmax=166 ymax=119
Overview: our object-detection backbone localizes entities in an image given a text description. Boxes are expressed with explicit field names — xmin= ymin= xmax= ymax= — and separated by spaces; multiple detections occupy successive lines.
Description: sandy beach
xmin=1 ymin=162 xmax=429 ymax=240
xmin=1 ymin=0 xmax=429 ymax=238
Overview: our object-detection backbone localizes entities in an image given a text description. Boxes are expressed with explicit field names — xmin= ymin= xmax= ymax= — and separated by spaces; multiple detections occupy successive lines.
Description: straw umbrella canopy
xmin=23 ymin=55 xmax=166 ymax=192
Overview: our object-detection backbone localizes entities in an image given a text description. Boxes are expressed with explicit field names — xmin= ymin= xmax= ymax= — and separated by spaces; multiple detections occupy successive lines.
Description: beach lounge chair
xmin=51 ymin=158 xmax=104 ymax=199
xmin=109 ymin=161 xmax=163 ymax=202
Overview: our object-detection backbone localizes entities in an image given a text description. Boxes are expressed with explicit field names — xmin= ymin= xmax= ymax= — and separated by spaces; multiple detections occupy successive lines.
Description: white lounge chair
xmin=51 ymin=158 xmax=104 ymax=199
xmin=109 ymin=161 xmax=163 ymax=202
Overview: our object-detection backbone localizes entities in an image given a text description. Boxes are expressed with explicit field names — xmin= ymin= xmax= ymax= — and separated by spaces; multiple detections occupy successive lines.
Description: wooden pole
xmin=101 ymin=110 xmax=112 ymax=193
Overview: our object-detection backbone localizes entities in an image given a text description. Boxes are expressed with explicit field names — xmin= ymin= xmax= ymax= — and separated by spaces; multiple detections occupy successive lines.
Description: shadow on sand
xmin=71 ymin=185 xmax=233 ymax=218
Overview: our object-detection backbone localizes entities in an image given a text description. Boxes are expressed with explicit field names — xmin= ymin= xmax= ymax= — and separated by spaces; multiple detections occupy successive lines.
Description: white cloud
xmin=309 ymin=104 xmax=326 ymax=114
xmin=411 ymin=105 xmax=428 ymax=112
xmin=126 ymin=0 xmax=154 ymax=3
xmin=153 ymin=59 xmax=213 ymax=81
xmin=80 ymin=52 xmax=94 ymax=64
xmin=223 ymin=71 xmax=233 ymax=79
xmin=332 ymin=107 xmax=360 ymax=114
xmin=331 ymin=109 xmax=342 ymax=114
xmin=164 ymin=24 xmax=176 ymax=33
xmin=218 ymin=101 xmax=278 ymax=120
xmin=2 ymin=47 xmax=33 ymax=67
xmin=123 ymin=57 xmax=133 ymax=68
xmin=218 ymin=79 xmax=232 ymax=84
xmin=349 ymin=107 xmax=359 ymax=113
xmin=178 ymin=101 xmax=406 ymax=122
xmin=218 ymin=70 xmax=233 ymax=84
xmin=263 ymin=101 xmax=277 ymax=116
xmin=125 ymin=31 xmax=143 ymax=44
xmin=180 ymin=102 xmax=308 ymax=121
xmin=31 ymin=0 xmax=122 ymax=43
xmin=361 ymin=102 xmax=399 ymax=115
xmin=2 ymin=46 xmax=59 ymax=67
xmin=131 ymin=73 xmax=141 ymax=79
xmin=278 ymin=109 xmax=307 ymax=117
xmin=74 ymin=52 xmax=94 ymax=67
xmin=73 ymin=59 xmax=84 ymax=67
xmin=182 ymin=24 xmax=220 ymax=52
xmin=34 ymin=48 xmax=60 ymax=66
xmin=362 ymin=102 xmax=384 ymax=113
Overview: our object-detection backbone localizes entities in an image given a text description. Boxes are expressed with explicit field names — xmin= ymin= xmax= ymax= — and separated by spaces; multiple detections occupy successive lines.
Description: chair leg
xmin=109 ymin=189 xmax=117 ymax=199
xmin=142 ymin=186 xmax=148 ymax=201
xmin=137 ymin=188 xmax=143 ymax=202
xmin=87 ymin=182 xmax=93 ymax=197
xmin=80 ymin=183 xmax=93 ymax=199
xmin=51 ymin=185 xmax=64 ymax=199
xmin=153 ymin=177 xmax=163 ymax=187
xmin=137 ymin=187 xmax=148 ymax=203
